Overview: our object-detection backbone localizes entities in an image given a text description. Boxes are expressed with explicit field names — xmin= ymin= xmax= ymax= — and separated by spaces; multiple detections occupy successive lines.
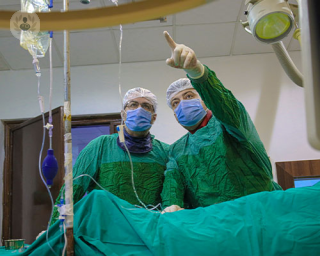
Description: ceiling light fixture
xmin=242 ymin=0 xmax=295 ymax=44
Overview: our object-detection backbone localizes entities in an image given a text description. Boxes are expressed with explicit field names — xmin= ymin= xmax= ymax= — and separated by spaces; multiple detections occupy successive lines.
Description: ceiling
xmin=0 ymin=0 xmax=300 ymax=71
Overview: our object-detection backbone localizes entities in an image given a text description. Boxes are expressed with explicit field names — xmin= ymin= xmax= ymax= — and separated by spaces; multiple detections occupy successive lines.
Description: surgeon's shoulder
xmin=168 ymin=133 xmax=189 ymax=154
xmin=152 ymin=137 xmax=170 ymax=152
xmin=85 ymin=134 xmax=117 ymax=147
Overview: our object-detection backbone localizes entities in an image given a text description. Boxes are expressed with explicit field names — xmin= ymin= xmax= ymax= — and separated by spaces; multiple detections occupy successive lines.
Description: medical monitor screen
xmin=294 ymin=177 xmax=320 ymax=188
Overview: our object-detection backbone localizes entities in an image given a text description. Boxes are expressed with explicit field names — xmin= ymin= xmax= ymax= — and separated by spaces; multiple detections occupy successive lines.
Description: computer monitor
xmin=300 ymin=0 xmax=320 ymax=150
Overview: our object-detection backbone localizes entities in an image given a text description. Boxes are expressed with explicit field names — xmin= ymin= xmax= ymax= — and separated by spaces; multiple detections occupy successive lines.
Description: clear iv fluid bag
xmin=20 ymin=0 xmax=50 ymax=58
xmin=21 ymin=0 xmax=49 ymax=12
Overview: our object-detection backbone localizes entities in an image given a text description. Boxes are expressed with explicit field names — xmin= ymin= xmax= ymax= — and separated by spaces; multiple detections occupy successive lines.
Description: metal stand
xmin=63 ymin=0 xmax=74 ymax=255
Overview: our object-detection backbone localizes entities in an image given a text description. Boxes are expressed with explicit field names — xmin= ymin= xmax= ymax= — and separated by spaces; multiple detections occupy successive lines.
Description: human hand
xmin=163 ymin=31 xmax=204 ymax=79
xmin=161 ymin=205 xmax=184 ymax=214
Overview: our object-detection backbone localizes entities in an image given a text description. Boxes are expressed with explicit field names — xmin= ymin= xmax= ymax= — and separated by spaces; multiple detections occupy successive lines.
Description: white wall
xmin=1 ymin=51 xmax=319 ymax=156
xmin=0 ymin=52 xmax=319 ymax=239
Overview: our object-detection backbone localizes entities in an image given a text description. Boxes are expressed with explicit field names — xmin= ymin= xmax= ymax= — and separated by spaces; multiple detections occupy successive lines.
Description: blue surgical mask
xmin=174 ymin=99 xmax=207 ymax=127
xmin=125 ymin=107 xmax=152 ymax=132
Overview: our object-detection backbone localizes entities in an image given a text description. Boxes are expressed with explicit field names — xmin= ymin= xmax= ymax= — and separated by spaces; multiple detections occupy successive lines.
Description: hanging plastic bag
xmin=20 ymin=0 xmax=50 ymax=58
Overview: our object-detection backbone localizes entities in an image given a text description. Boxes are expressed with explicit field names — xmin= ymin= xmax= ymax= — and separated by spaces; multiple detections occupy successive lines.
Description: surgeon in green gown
xmin=161 ymin=31 xmax=282 ymax=212
xmin=50 ymin=87 xmax=169 ymax=224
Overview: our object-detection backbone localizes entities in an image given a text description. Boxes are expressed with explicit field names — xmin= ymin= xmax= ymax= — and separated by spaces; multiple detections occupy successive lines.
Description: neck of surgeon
xmin=184 ymin=109 xmax=212 ymax=134
xmin=125 ymin=126 xmax=150 ymax=138
xmin=184 ymin=120 xmax=204 ymax=131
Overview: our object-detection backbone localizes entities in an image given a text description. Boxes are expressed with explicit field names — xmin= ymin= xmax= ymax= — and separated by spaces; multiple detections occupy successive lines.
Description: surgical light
xmin=243 ymin=0 xmax=295 ymax=44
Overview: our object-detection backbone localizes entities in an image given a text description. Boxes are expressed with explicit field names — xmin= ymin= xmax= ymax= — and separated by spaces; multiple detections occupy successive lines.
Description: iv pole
xmin=63 ymin=0 xmax=74 ymax=255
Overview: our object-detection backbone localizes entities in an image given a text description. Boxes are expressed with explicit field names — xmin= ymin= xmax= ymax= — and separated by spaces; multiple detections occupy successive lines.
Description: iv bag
xmin=20 ymin=0 xmax=50 ymax=58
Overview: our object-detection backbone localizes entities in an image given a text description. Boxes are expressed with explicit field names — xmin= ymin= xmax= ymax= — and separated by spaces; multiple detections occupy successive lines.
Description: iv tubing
xmin=110 ymin=2 xmax=154 ymax=209
xmin=112 ymin=0 xmax=124 ymax=125
xmin=111 ymin=6 xmax=150 ymax=210
xmin=118 ymin=24 xmax=124 ymax=126
xmin=36 ymin=67 xmax=58 ymax=255
xmin=123 ymin=142 xmax=149 ymax=209
xmin=61 ymin=174 xmax=162 ymax=213
xmin=62 ymin=222 xmax=67 ymax=256
xmin=35 ymin=55 xmax=58 ymax=256
xmin=49 ymin=37 xmax=53 ymax=149
xmin=37 ymin=74 xmax=41 ymax=95
xmin=39 ymin=113 xmax=58 ymax=256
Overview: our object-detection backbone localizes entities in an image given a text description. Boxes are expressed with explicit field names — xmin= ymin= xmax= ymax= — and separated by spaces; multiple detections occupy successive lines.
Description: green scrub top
xmin=161 ymin=66 xmax=281 ymax=209
xmin=51 ymin=133 xmax=169 ymax=224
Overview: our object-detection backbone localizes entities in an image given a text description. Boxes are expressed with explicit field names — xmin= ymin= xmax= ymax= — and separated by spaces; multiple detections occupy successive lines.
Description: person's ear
xmin=200 ymin=100 xmax=208 ymax=111
xmin=151 ymin=113 xmax=157 ymax=124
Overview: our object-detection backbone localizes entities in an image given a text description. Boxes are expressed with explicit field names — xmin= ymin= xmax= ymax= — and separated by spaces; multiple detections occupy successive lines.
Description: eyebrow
xmin=171 ymin=91 xmax=195 ymax=104
xmin=128 ymin=100 xmax=151 ymax=105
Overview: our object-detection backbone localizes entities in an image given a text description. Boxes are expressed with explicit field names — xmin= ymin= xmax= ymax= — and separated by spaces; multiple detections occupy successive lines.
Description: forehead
xmin=128 ymin=97 xmax=152 ymax=104
xmin=171 ymin=88 xmax=198 ymax=100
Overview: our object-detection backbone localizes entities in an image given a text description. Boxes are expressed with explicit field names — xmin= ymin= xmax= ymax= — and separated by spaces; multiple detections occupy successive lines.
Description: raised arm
xmin=164 ymin=31 xmax=258 ymax=143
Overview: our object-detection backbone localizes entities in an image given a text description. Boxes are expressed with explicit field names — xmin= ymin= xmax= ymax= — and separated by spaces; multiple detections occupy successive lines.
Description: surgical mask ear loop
xmin=150 ymin=112 xmax=156 ymax=124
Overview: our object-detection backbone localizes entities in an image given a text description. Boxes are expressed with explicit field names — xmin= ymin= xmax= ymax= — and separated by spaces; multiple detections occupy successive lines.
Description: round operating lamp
xmin=245 ymin=0 xmax=294 ymax=44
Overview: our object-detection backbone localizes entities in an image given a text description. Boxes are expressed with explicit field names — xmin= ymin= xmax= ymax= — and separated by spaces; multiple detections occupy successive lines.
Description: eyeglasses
xmin=125 ymin=101 xmax=154 ymax=112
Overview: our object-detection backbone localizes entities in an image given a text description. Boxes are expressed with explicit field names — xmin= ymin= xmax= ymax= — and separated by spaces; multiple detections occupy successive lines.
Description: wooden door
xmin=2 ymin=107 xmax=64 ymax=244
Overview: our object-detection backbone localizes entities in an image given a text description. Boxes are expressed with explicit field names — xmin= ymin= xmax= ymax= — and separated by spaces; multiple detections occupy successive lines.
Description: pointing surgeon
xmin=49 ymin=87 xmax=169 ymax=226
xmin=161 ymin=31 xmax=282 ymax=213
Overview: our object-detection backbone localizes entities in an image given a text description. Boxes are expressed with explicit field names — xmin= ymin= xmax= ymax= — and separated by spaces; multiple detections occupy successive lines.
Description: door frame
xmin=2 ymin=107 xmax=64 ymax=242
xmin=2 ymin=120 xmax=24 ymax=243
xmin=2 ymin=111 xmax=121 ymax=242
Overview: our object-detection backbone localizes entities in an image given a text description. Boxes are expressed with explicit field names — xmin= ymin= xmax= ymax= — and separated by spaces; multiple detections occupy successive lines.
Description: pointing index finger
xmin=164 ymin=31 xmax=176 ymax=50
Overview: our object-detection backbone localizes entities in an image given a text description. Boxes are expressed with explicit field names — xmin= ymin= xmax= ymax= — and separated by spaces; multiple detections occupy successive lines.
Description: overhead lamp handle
xmin=240 ymin=20 xmax=252 ymax=35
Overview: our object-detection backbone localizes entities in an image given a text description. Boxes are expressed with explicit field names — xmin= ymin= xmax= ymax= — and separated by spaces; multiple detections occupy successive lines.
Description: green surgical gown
xmin=161 ymin=66 xmax=282 ymax=208
xmin=51 ymin=133 xmax=169 ymax=224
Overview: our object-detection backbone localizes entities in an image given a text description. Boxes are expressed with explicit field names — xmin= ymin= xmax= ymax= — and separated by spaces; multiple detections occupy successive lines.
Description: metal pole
xmin=63 ymin=0 xmax=74 ymax=255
